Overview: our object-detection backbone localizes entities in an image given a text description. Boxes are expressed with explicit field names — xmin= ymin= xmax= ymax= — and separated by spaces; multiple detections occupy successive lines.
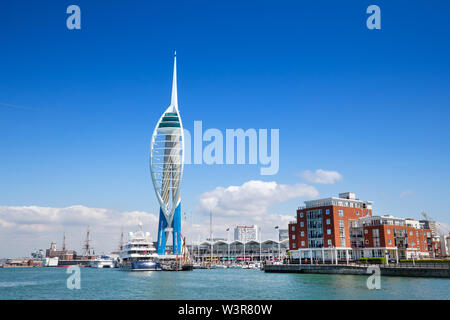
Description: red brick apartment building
xmin=288 ymin=192 xmax=433 ymax=263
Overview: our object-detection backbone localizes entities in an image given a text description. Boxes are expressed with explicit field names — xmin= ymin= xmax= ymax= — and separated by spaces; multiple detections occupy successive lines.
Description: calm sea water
xmin=0 ymin=267 xmax=449 ymax=300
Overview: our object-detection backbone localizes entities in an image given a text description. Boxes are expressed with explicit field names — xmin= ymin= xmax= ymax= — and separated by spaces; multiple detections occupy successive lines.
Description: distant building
xmin=440 ymin=234 xmax=450 ymax=257
xmin=278 ymin=229 xmax=288 ymax=241
xmin=234 ymin=225 xmax=258 ymax=242
xmin=31 ymin=249 xmax=45 ymax=261
xmin=431 ymin=236 xmax=441 ymax=258
xmin=206 ymin=237 xmax=227 ymax=242
xmin=420 ymin=220 xmax=437 ymax=237
xmin=45 ymin=242 xmax=76 ymax=261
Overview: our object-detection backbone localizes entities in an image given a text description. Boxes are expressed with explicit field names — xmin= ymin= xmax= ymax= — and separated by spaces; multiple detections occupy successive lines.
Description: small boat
xmin=193 ymin=263 xmax=211 ymax=269
xmin=242 ymin=262 xmax=258 ymax=269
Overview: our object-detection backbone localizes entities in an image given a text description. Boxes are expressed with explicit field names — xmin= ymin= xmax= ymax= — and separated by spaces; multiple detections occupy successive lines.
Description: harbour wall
xmin=264 ymin=264 xmax=450 ymax=278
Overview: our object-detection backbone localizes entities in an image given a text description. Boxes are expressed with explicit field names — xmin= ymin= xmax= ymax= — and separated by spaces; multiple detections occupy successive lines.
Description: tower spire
xmin=170 ymin=51 xmax=178 ymax=110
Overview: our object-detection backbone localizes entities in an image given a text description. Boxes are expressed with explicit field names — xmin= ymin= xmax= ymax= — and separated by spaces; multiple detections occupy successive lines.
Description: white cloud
xmin=0 ymin=205 xmax=158 ymax=258
xmin=400 ymin=190 xmax=414 ymax=198
xmin=0 ymin=179 xmax=318 ymax=257
xmin=196 ymin=180 xmax=318 ymax=217
xmin=299 ymin=169 xmax=343 ymax=184
xmin=188 ymin=180 xmax=318 ymax=242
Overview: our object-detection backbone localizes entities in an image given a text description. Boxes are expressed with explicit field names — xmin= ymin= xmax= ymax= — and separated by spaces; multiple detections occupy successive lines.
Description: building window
xmin=364 ymin=229 xmax=368 ymax=234
xmin=291 ymin=226 xmax=295 ymax=231
xmin=301 ymin=231 xmax=304 ymax=237
xmin=339 ymin=220 xmax=346 ymax=247
xmin=411 ymin=241 xmax=414 ymax=246
xmin=292 ymin=235 xmax=296 ymax=240
xmin=387 ymin=229 xmax=391 ymax=234
xmin=372 ymin=229 xmax=380 ymax=247
xmin=326 ymin=209 xmax=330 ymax=215
xmin=300 ymin=222 xmax=304 ymax=227
xmin=326 ymin=219 xmax=331 ymax=225
xmin=292 ymin=243 xmax=296 ymax=249
xmin=388 ymin=239 xmax=392 ymax=245
xmin=327 ymin=229 xmax=331 ymax=235
xmin=356 ymin=211 xmax=360 ymax=216
xmin=338 ymin=209 xmax=344 ymax=217
xmin=301 ymin=241 xmax=305 ymax=247
xmin=365 ymin=240 xmax=369 ymax=244
xmin=410 ymin=231 xmax=413 ymax=236
xmin=300 ymin=212 xmax=304 ymax=218
xmin=327 ymin=240 xmax=332 ymax=245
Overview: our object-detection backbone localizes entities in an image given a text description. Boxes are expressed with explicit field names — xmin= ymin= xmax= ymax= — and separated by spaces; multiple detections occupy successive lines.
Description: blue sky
xmin=1 ymin=1 xmax=450 ymax=256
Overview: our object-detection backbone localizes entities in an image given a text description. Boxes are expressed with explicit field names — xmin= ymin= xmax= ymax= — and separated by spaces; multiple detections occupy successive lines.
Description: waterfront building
xmin=349 ymin=215 xmax=433 ymax=260
xmin=150 ymin=53 xmax=184 ymax=255
xmin=288 ymin=192 xmax=433 ymax=263
xmin=234 ymin=225 xmax=258 ymax=242
xmin=206 ymin=237 xmax=227 ymax=242
xmin=187 ymin=239 xmax=288 ymax=263
xmin=45 ymin=242 xmax=76 ymax=261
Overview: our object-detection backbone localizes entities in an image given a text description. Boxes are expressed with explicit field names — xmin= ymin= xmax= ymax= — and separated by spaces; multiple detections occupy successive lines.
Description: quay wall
xmin=264 ymin=264 xmax=450 ymax=278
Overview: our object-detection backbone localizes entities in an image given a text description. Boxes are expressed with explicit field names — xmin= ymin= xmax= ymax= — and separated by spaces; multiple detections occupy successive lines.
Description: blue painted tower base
xmin=156 ymin=203 xmax=182 ymax=255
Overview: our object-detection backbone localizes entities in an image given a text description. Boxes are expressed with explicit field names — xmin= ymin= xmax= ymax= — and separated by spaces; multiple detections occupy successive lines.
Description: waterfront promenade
xmin=264 ymin=263 xmax=450 ymax=278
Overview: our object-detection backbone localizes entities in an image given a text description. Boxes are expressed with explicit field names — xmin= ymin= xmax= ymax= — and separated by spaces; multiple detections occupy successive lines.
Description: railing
xmin=356 ymin=262 xmax=450 ymax=269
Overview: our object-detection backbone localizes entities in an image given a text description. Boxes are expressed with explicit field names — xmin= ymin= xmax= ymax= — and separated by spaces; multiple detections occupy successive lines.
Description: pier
xmin=263 ymin=263 xmax=450 ymax=278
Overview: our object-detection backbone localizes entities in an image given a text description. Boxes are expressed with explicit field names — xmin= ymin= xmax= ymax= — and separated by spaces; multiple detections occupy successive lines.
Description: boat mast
xmin=119 ymin=227 xmax=124 ymax=251
xmin=62 ymin=232 xmax=66 ymax=251
xmin=210 ymin=210 xmax=212 ymax=262
xmin=83 ymin=226 xmax=91 ymax=256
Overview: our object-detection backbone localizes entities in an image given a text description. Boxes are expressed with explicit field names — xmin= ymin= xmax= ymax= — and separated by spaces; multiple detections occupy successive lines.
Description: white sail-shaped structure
xmin=150 ymin=52 xmax=184 ymax=255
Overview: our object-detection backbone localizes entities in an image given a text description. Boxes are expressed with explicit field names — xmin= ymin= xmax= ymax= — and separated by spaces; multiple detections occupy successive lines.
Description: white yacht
xmin=119 ymin=223 xmax=161 ymax=271
xmin=90 ymin=255 xmax=115 ymax=268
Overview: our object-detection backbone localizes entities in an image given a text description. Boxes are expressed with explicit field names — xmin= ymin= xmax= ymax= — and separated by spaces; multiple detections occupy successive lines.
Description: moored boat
xmin=119 ymin=223 xmax=162 ymax=271
xmin=90 ymin=255 xmax=115 ymax=268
